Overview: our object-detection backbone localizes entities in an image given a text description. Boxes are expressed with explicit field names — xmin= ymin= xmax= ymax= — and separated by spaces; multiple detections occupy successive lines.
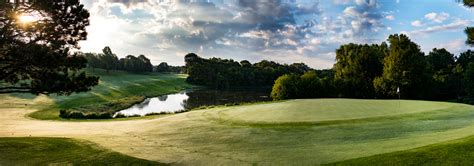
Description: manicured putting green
xmin=216 ymin=99 xmax=455 ymax=124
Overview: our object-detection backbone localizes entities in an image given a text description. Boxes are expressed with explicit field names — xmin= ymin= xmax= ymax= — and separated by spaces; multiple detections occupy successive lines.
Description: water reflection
xmin=114 ymin=89 xmax=270 ymax=117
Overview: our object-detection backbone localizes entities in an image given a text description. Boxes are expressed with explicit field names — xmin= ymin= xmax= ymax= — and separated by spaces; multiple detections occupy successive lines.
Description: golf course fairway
xmin=3 ymin=98 xmax=474 ymax=164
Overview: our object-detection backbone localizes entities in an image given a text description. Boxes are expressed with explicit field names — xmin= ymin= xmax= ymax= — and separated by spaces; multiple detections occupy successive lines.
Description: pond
xmin=114 ymin=89 xmax=271 ymax=117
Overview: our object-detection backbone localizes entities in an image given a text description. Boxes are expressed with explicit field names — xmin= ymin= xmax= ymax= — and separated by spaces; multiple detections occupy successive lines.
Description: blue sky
xmin=79 ymin=0 xmax=474 ymax=69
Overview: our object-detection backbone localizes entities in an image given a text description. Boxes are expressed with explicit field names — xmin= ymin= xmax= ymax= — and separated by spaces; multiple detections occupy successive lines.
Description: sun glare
xmin=18 ymin=14 xmax=38 ymax=24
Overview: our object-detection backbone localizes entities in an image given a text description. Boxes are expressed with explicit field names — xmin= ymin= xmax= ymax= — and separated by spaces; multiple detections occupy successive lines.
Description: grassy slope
xmin=132 ymin=99 xmax=474 ymax=164
xmin=27 ymin=69 xmax=193 ymax=120
xmin=0 ymin=137 xmax=162 ymax=165
xmin=327 ymin=135 xmax=474 ymax=165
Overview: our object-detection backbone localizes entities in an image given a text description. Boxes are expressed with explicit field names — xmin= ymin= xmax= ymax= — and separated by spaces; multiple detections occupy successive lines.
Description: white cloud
xmin=333 ymin=0 xmax=351 ymax=5
xmin=435 ymin=39 xmax=467 ymax=54
xmin=420 ymin=39 xmax=470 ymax=56
xmin=406 ymin=19 xmax=469 ymax=35
xmin=343 ymin=6 xmax=360 ymax=17
xmin=355 ymin=0 xmax=376 ymax=7
xmin=340 ymin=1 xmax=385 ymax=41
xmin=385 ymin=15 xmax=395 ymax=20
xmin=239 ymin=30 xmax=271 ymax=40
xmin=411 ymin=20 xmax=423 ymax=27
xmin=424 ymin=12 xmax=450 ymax=23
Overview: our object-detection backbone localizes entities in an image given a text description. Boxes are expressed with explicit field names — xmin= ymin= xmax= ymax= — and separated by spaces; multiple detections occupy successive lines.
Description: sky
xmin=78 ymin=0 xmax=474 ymax=69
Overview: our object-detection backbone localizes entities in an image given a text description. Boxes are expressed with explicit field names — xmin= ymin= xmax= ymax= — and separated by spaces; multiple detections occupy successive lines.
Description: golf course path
xmin=4 ymin=99 xmax=474 ymax=165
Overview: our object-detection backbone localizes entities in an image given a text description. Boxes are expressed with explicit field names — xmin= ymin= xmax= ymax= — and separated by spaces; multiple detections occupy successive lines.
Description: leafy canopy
xmin=0 ymin=0 xmax=98 ymax=95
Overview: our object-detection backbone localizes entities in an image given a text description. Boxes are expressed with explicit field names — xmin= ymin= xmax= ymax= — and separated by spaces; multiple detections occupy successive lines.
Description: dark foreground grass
xmin=0 ymin=137 xmax=163 ymax=165
xmin=328 ymin=135 xmax=474 ymax=165
xmin=28 ymin=69 xmax=194 ymax=120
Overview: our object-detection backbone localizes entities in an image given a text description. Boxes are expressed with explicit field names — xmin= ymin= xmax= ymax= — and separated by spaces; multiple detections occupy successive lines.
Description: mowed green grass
xmin=217 ymin=99 xmax=454 ymax=125
xmin=328 ymin=135 xmax=474 ymax=165
xmin=0 ymin=137 xmax=161 ymax=165
xmin=140 ymin=99 xmax=474 ymax=164
xmin=26 ymin=69 xmax=193 ymax=120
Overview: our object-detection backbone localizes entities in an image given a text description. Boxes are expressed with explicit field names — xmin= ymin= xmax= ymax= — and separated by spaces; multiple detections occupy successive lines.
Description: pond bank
xmin=114 ymin=88 xmax=272 ymax=117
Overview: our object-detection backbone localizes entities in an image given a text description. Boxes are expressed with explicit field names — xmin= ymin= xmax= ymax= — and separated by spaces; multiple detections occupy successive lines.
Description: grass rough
xmin=0 ymin=137 xmax=163 ymax=165
xmin=327 ymin=135 xmax=474 ymax=165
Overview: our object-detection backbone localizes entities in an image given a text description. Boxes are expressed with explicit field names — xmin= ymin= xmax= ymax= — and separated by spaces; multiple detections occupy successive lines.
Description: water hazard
xmin=114 ymin=89 xmax=271 ymax=117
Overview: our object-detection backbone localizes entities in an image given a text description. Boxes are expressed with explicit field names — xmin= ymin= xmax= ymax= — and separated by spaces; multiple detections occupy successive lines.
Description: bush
xmin=271 ymin=74 xmax=298 ymax=100
xmin=59 ymin=109 xmax=113 ymax=119
xmin=58 ymin=96 xmax=145 ymax=119
xmin=270 ymin=71 xmax=334 ymax=100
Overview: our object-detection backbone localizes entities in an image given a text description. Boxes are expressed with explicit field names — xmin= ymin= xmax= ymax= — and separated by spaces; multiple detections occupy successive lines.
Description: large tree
xmin=426 ymin=48 xmax=459 ymax=100
xmin=0 ymin=0 xmax=98 ymax=95
xmin=334 ymin=43 xmax=387 ymax=98
xmin=99 ymin=46 xmax=119 ymax=73
xmin=374 ymin=34 xmax=428 ymax=99
xmin=137 ymin=54 xmax=153 ymax=72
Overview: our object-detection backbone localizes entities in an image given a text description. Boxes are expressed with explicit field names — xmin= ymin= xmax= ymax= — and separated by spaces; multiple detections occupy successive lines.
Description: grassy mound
xmin=327 ymin=135 xmax=474 ymax=165
xmin=26 ymin=69 xmax=193 ymax=120
xmin=0 ymin=137 xmax=162 ymax=165
xmin=212 ymin=99 xmax=458 ymax=125
xmin=155 ymin=99 xmax=474 ymax=164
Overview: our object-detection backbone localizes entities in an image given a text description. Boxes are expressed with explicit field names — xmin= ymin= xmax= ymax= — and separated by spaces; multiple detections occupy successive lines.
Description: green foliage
xmin=269 ymin=34 xmax=474 ymax=101
xmin=271 ymin=74 xmax=298 ymax=100
xmin=374 ymin=34 xmax=428 ymax=99
xmin=464 ymin=63 xmax=474 ymax=97
xmin=271 ymin=71 xmax=334 ymax=100
xmin=462 ymin=1 xmax=474 ymax=45
xmin=426 ymin=48 xmax=460 ymax=100
xmin=0 ymin=137 xmax=161 ymax=165
xmin=465 ymin=27 xmax=474 ymax=46
xmin=84 ymin=47 xmax=154 ymax=73
xmin=426 ymin=48 xmax=455 ymax=71
xmin=99 ymin=46 xmax=120 ymax=73
xmin=0 ymin=0 xmax=98 ymax=95
xmin=185 ymin=53 xmax=311 ymax=89
xmin=464 ymin=0 xmax=474 ymax=6
xmin=334 ymin=43 xmax=387 ymax=98
xmin=457 ymin=50 xmax=474 ymax=68
xmin=155 ymin=62 xmax=185 ymax=73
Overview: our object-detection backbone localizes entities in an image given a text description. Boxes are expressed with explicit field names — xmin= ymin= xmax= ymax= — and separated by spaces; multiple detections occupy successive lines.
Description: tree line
xmin=271 ymin=34 xmax=474 ymax=102
xmin=83 ymin=46 xmax=153 ymax=73
xmin=184 ymin=53 xmax=312 ymax=89
xmin=154 ymin=62 xmax=185 ymax=73
xmin=83 ymin=46 xmax=186 ymax=74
